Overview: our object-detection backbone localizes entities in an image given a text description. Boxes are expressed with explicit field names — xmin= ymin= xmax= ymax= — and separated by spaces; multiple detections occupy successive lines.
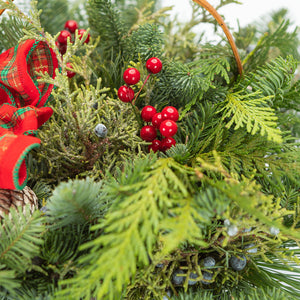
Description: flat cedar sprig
xmin=55 ymin=157 xmax=201 ymax=299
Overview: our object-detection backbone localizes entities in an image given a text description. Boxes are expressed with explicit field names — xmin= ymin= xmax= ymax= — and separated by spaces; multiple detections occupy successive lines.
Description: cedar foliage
xmin=0 ymin=0 xmax=300 ymax=299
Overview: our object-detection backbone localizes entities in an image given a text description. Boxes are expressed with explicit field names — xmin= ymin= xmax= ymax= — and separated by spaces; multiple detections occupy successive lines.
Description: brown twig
xmin=0 ymin=0 xmax=14 ymax=16
xmin=192 ymin=0 xmax=243 ymax=76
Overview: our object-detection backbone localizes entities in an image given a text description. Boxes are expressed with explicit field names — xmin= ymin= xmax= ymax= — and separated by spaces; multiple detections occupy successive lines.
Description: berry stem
xmin=132 ymin=73 xmax=151 ymax=106
xmin=192 ymin=0 xmax=243 ymax=76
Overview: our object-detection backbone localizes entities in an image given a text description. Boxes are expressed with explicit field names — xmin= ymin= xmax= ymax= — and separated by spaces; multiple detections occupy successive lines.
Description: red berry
xmin=56 ymin=41 xmax=67 ymax=54
xmin=161 ymin=106 xmax=179 ymax=122
xmin=58 ymin=43 xmax=67 ymax=54
xmin=66 ymin=62 xmax=76 ymax=78
xmin=141 ymin=106 xmax=157 ymax=122
xmin=118 ymin=85 xmax=135 ymax=103
xmin=148 ymin=139 xmax=161 ymax=153
xmin=77 ymin=29 xmax=90 ymax=43
xmin=64 ymin=20 xmax=78 ymax=33
xmin=160 ymin=137 xmax=176 ymax=152
xmin=57 ymin=30 xmax=72 ymax=45
xmin=159 ymin=120 xmax=178 ymax=137
xmin=151 ymin=112 xmax=163 ymax=128
xmin=140 ymin=125 xmax=157 ymax=141
xmin=123 ymin=68 xmax=140 ymax=85
xmin=146 ymin=57 xmax=162 ymax=74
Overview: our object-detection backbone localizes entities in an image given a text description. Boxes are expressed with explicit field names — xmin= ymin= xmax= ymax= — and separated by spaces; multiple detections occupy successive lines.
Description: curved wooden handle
xmin=0 ymin=0 xmax=14 ymax=16
xmin=193 ymin=0 xmax=243 ymax=75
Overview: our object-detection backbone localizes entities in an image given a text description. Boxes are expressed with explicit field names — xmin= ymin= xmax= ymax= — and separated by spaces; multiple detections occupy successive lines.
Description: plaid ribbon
xmin=0 ymin=39 xmax=58 ymax=190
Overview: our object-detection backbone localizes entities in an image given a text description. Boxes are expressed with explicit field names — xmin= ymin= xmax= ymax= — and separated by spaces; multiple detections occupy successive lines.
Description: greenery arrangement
xmin=0 ymin=0 xmax=299 ymax=299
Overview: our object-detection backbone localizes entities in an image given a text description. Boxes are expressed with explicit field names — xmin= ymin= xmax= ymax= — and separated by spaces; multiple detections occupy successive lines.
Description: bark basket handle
xmin=193 ymin=0 xmax=243 ymax=75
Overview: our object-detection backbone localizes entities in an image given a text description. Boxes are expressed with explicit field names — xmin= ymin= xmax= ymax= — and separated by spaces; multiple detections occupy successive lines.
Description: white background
xmin=163 ymin=0 xmax=300 ymax=28
xmin=11 ymin=0 xmax=300 ymax=29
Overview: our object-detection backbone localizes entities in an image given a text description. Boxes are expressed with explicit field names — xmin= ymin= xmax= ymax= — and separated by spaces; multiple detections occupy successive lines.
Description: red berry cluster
xmin=140 ymin=106 xmax=179 ymax=153
xmin=56 ymin=20 xmax=91 ymax=55
xmin=118 ymin=57 xmax=163 ymax=103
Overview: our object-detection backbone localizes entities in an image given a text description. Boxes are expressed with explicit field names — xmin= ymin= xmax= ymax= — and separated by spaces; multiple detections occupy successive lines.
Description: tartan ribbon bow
xmin=0 ymin=39 xmax=58 ymax=190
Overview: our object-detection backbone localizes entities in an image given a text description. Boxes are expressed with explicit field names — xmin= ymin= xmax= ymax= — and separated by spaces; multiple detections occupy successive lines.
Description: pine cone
xmin=0 ymin=186 xmax=38 ymax=219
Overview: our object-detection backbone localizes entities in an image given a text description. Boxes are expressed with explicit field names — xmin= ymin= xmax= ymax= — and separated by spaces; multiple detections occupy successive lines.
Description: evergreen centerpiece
xmin=0 ymin=0 xmax=300 ymax=299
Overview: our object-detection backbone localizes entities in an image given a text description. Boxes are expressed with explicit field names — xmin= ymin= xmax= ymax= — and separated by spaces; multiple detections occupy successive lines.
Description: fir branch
xmin=126 ymin=23 xmax=164 ymax=62
xmin=239 ymin=56 xmax=298 ymax=108
xmin=150 ymin=61 xmax=211 ymax=109
xmin=36 ymin=0 xmax=70 ymax=35
xmin=0 ymin=16 xmax=34 ymax=52
xmin=243 ymin=20 xmax=299 ymax=72
xmin=218 ymin=90 xmax=282 ymax=143
xmin=1 ymin=0 xmax=45 ymax=39
xmin=199 ymin=54 xmax=231 ymax=84
xmin=46 ymin=178 xmax=105 ymax=227
xmin=246 ymin=260 xmax=300 ymax=299
xmin=87 ymin=0 xmax=126 ymax=55
xmin=0 ymin=207 xmax=45 ymax=274
xmin=0 ymin=264 xmax=19 ymax=296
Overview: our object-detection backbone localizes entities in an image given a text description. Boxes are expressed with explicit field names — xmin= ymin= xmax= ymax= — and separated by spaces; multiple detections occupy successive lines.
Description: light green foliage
xmin=52 ymin=154 xmax=300 ymax=299
xmin=31 ymin=36 xmax=145 ymax=182
xmin=216 ymin=50 xmax=299 ymax=144
xmin=219 ymin=91 xmax=282 ymax=143
xmin=197 ymin=44 xmax=232 ymax=84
